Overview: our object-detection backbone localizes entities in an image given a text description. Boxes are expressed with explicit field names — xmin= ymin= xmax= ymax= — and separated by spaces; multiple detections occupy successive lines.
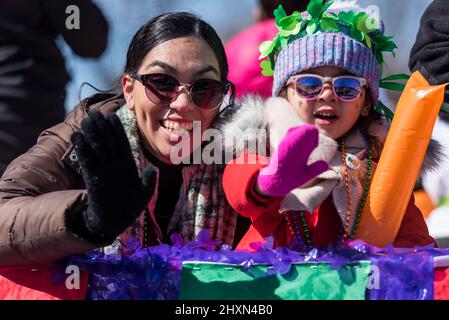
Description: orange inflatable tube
xmin=357 ymin=71 xmax=447 ymax=247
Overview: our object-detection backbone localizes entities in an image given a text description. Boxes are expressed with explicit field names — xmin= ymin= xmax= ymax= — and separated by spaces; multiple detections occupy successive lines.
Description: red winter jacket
xmin=223 ymin=153 xmax=436 ymax=250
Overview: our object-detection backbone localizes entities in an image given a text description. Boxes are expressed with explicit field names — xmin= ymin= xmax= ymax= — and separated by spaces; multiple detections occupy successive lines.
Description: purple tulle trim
xmin=62 ymin=230 xmax=449 ymax=300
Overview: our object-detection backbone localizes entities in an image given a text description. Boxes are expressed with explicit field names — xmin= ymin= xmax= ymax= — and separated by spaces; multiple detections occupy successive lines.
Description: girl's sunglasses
xmin=287 ymin=74 xmax=367 ymax=101
xmin=129 ymin=72 xmax=231 ymax=110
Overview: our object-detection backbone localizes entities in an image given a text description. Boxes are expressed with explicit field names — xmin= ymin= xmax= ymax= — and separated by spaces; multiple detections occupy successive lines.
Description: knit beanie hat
xmin=259 ymin=0 xmax=398 ymax=107
xmin=273 ymin=31 xmax=381 ymax=102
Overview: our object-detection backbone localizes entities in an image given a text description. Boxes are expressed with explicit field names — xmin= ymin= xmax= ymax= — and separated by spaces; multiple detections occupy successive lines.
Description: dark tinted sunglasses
xmin=129 ymin=72 xmax=231 ymax=110
xmin=287 ymin=74 xmax=367 ymax=101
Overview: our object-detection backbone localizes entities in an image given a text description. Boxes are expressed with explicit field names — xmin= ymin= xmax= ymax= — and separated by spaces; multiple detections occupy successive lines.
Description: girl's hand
xmin=256 ymin=125 xmax=329 ymax=197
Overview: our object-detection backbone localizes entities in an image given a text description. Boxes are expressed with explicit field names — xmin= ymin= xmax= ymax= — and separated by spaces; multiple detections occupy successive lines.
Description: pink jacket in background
xmin=225 ymin=19 xmax=278 ymax=98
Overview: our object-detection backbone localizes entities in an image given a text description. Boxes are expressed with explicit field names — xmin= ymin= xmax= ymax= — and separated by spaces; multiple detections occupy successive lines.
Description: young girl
xmin=0 ymin=12 xmax=246 ymax=266
xmin=222 ymin=1 xmax=436 ymax=250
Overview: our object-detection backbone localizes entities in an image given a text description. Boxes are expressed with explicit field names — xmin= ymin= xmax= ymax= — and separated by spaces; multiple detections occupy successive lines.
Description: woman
xmin=0 ymin=12 xmax=249 ymax=267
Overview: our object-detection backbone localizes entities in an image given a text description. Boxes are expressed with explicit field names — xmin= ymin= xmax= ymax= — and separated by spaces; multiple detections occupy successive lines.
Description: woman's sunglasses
xmin=129 ymin=72 xmax=231 ymax=110
xmin=287 ymin=74 xmax=367 ymax=101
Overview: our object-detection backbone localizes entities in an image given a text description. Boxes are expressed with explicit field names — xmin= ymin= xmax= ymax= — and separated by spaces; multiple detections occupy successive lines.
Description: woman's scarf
xmin=101 ymin=105 xmax=238 ymax=254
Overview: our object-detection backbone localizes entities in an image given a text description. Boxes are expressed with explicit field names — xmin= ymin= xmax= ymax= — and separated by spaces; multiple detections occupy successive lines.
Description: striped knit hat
xmin=271 ymin=3 xmax=384 ymax=104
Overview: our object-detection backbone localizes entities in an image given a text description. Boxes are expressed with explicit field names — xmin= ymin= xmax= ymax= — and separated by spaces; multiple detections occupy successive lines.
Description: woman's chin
xmin=158 ymin=141 xmax=193 ymax=164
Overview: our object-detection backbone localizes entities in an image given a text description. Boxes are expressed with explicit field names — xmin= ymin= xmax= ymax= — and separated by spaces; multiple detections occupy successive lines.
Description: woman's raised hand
xmin=69 ymin=110 xmax=157 ymax=244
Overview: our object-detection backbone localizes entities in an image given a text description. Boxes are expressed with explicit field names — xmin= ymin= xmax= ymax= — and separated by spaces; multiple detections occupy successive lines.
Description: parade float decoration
xmin=0 ymin=230 xmax=448 ymax=300
xmin=1 ymin=0 xmax=449 ymax=301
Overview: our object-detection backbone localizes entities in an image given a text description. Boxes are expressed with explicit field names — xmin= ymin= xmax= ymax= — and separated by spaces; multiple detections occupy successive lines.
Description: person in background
xmin=0 ymin=0 xmax=108 ymax=175
xmin=225 ymin=0 xmax=309 ymax=99
xmin=409 ymin=0 xmax=449 ymax=248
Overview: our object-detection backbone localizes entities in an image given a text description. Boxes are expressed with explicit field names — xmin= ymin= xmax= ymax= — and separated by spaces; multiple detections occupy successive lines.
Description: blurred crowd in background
xmin=1 ymin=0 xmax=448 ymax=247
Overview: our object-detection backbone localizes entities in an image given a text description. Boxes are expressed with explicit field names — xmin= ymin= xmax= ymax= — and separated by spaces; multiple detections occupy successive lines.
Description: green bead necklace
xmin=285 ymin=135 xmax=374 ymax=250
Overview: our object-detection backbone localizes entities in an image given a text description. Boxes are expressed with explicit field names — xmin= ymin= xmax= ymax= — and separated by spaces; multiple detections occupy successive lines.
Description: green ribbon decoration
xmin=377 ymin=73 xmax=449 ymax=119
xmin=439 ymin=196 xmax=449 ymax=207
xmin=258 ymin=0 xmax=398 ymax=75
xmin=376 ymin=74 xmax=409 ymax=120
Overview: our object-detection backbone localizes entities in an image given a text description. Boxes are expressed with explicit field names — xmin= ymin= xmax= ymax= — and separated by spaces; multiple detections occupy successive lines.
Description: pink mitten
xmin=257 ymin=125 xmax=329 ymax=197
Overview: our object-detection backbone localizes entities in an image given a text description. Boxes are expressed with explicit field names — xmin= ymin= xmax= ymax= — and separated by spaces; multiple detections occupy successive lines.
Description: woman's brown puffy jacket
xmin=0 ymin=94 xmax=124 ymax=266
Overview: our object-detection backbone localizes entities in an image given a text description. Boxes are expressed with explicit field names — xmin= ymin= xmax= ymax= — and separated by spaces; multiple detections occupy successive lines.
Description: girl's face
xmin=122 ymin=36 xmax=222 ymax=164
xmin=284 ymin=66 xmax=371 ymax=140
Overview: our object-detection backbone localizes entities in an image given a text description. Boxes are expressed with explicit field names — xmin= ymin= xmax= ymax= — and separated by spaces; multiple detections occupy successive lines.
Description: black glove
xmin=68 ymin=110 xmax=157 ymax=244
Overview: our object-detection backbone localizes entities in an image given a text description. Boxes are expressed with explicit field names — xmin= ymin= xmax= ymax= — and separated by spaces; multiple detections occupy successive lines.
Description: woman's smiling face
xmin=284 ymin=66 xmax=371 ymax=140
xmin=122 ymin=36 xmax=222 ymax=164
